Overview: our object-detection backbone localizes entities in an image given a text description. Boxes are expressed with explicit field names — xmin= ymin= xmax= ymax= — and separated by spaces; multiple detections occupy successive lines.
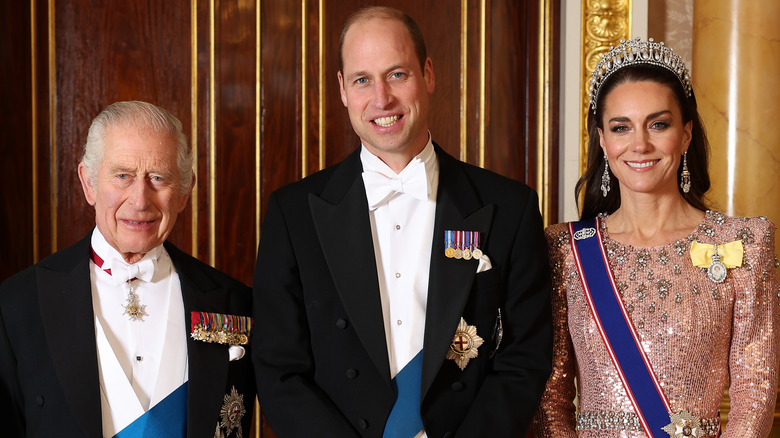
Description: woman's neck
xmin=606 ymin=193 xmax=704 ymax=247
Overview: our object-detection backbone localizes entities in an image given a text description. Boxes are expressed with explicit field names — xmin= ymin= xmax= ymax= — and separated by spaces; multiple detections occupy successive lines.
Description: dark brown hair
xmin=576 ymin=63 xmax=711 ymax=220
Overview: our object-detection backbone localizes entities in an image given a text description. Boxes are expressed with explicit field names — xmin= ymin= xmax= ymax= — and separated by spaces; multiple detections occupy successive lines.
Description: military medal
xmin=453 ymin=231 xmax=463 ymax=259
xmin=446 ymin=230 xmax=484 ymax=261
xmin=662 ymin=409 xmax=705 ymax=438
xmin=190 ymin=311 xmax=254 ymax=345
xmin=462 ymin=232 xmax=472 ymax=260
xmin=444 ymin=230 xmax=456 ymax=258
xmin=446 ymin=317 xmax=484 ymax=370
xmin=218 ymin=386 xmax=246 ymax=438
xmin=707 ymin=245 xmax=727 ymax=284
xmin=472 ymin=231 xmax=483 ymax=259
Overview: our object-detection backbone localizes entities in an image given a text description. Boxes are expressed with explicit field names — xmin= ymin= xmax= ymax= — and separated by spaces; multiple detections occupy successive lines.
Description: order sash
xmin=569 ymin=218 xmax=671 ymax=437
xmin=114 ymin=382 xmax=188 ymax=438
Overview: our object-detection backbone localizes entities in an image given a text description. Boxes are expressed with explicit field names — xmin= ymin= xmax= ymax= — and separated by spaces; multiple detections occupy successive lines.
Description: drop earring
xmin=601 ymin=153 xmax=610 ymax=197
xmin=680 ymin=151 xmax=691 ymax=194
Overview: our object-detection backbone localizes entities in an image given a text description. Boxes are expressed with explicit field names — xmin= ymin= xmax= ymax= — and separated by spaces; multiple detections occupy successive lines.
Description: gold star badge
xmin=662 ymin=409 xmax=704 ymax=437
xmin=446 ymin=317 xmax=484 ymax=370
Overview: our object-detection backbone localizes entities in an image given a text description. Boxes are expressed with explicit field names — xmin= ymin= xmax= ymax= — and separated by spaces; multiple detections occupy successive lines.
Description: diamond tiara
xmin=588 ymin=37 xmax=692 ymax=112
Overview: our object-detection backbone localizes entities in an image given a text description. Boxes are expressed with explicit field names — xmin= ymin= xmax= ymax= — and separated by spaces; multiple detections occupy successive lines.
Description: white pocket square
xmin=476 ymin=254 xmax=492 ymax=273
xmin=228 ymin=345 xmax=245 ymax=361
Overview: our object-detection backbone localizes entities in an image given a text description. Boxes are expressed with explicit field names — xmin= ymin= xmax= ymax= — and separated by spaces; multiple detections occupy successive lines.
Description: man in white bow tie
xmin=0 ymin=101 xmax=255 ymax=438
xmin=254 ymin=6 xmax=552 ymax=438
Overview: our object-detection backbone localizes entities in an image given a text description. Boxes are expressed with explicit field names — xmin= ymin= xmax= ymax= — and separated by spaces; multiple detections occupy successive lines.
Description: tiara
xmin=588 ymin=37 xmax=692 ymax=112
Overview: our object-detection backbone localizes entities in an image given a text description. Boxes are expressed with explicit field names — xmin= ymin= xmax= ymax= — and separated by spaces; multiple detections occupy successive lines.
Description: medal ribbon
xmin=569 ymin=218 xmax=671 ymax=438
xmin=690 ymin=241 xmax=743 ymax=268
xmin=90 ymin=247 xmax=137 ymax=281
xmin=191 ymin=311 xmax=253 ymax=333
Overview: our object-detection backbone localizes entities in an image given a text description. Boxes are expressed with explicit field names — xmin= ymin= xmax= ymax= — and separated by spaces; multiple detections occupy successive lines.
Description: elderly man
xmin=253 ymin=6 xmax=552 ymax=438
xmin=0 ymin=101 xmax=254 ymax=438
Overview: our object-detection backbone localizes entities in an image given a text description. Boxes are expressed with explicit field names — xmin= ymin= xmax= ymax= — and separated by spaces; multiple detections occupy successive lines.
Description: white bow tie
xmin=107 ymin=258 xmax=155 ymax=284
xmin=362 ymin=159 xmax=428 ymax=210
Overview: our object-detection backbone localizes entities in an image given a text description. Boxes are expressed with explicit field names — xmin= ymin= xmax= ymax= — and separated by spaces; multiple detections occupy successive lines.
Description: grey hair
xmin=81 ymin=101 xmax=193 ymax=195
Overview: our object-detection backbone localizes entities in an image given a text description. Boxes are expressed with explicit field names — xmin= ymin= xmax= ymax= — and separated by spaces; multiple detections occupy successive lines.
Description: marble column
xmin=693 ymin=2 xmax=780 ymax=430
xmin=692 ymin=0 xmax=780 ymax=230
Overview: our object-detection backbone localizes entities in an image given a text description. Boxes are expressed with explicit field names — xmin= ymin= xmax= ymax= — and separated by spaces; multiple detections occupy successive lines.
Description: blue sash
xmin=114 ymin=382 xmax=188 ymax=438
xmin=383 ymin=351 xmax=424 ymax=438
xmin=569 ymin=218 xmax=670 ymax=437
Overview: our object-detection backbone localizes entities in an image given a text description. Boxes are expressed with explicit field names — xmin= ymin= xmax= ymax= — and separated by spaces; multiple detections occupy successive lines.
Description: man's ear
xmin=78 ymin=163 xmax=97 ymax=206
xmin=177 ymin=173 xmax=196 ymax=213
xmin=424 ymin=57 xmax=435 ymax=94
xmin=337 ymin=71 xmax=348 ymax=107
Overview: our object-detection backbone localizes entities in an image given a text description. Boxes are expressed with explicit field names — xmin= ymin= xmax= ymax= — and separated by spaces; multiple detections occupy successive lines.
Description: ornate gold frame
xmin=579 ymin=0 xmax=632 ymax=175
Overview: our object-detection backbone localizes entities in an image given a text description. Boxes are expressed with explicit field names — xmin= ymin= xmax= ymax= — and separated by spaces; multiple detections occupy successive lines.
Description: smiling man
xmin=0 ymin=101 xmax=254 ymax=438
xmin=254 ymin=7 xmax=552 ymax=438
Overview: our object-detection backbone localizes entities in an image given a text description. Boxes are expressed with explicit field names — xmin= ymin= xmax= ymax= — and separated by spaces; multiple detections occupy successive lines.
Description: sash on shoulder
xmin=569 ymin=218 xmax=671 ymax=437
xmin=114 ymin=382 xmax=188 ymax=438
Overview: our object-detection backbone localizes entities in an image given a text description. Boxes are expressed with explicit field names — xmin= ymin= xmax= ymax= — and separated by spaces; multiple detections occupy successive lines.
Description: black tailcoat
xmin=253 ymin=145 xmax=552 ymax=437
xmin=0 ymin=233 xmax=255 ymax=437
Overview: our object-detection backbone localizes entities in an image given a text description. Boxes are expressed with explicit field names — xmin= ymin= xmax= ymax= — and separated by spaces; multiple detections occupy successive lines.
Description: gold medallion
xmin=463 ymin=248 xmax=472 ymax=260
xmin=446 ymin=317 xmax=484 ymax=370
xmin=472 ymin=248 xmax=483 ymax=259
xmin=445 ymin=247 xmax=456 ymax=258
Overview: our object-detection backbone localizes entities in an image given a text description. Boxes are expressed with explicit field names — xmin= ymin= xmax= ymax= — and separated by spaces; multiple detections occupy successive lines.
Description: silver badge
xmin=707 ymin=247 xmax=727 ymax=284
xmin=573 ymin=227 xmax=596 ymax=240
xmin=216 ymin=386 xmax=245 ymax=438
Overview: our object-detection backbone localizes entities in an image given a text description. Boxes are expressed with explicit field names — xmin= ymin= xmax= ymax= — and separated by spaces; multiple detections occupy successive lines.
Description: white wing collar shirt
xmin=360 ymin=137 xmax=438 ymax=438
xmin=89 ymin=228 xmax=188 ymax=436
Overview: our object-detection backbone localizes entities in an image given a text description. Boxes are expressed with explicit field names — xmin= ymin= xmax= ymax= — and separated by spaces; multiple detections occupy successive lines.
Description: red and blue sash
xmin=569 ymin=218 xmax=671 ymax=437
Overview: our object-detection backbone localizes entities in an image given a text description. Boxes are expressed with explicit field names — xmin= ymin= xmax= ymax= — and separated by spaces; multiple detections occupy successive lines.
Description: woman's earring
xmin=601 ymin=153 xmax=610 ymax=197
xmin=680 ymin=151 xmax=691 ymax=194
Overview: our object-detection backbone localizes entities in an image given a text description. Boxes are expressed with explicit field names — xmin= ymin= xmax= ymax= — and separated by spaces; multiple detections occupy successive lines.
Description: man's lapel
xmin=37 ymin=234 xmax=103 ymax=437
xmin=167 ymin=243 xmax=231 ymax=436
xmin=308 ymin=149 xmax=391 ymax=380
xmin=421 ymin=147 xmax=495 ymax=397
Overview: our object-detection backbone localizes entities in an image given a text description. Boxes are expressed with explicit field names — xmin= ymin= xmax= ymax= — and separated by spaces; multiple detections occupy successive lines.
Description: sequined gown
xmin=534 ymin=211 xmax=779 ymax=437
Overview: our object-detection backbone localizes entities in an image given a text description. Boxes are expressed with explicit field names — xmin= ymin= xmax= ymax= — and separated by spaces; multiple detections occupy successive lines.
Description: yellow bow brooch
xmin=690 ymin=240 xmax=743 ymax=283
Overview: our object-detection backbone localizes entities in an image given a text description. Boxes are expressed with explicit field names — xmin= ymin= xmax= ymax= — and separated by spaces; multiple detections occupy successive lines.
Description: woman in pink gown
xmin=534 ymin=38 xmax=779 ymax=437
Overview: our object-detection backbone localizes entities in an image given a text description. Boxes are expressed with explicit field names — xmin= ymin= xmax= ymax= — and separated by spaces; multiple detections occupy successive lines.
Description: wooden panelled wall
xmin=1 ymin=0 xmax=559 ymax=436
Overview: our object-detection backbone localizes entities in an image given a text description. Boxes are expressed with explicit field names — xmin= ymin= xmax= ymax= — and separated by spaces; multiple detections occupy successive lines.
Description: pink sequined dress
xmin=534 ymin=211 xmax=779 ymax=437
